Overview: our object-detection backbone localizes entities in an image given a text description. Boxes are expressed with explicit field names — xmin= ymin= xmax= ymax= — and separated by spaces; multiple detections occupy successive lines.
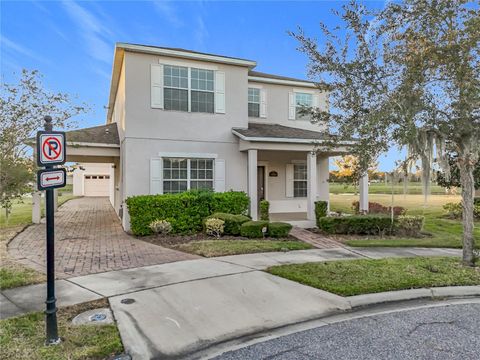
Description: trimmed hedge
xmin=260 ymin=200 xmax=270 ymax=221
xmin=315 ymin=201 xmax=328 ymax=226
xmin=318 ymin=215 xmax=395 ymax=235
xmin=126 ymin=190 xmax=249 ymax=236
xmin=352 ymin=201 xmax=406 ymax=216
xmin=206 ymin=212 xmax=250 ymax=235
xmin=396 ymin=215 xmax=424 ymax=237
xmin=240 ymin=220 xmax=269 ymax=238
xmin=268 ymin=222 xmax=292 ymax=238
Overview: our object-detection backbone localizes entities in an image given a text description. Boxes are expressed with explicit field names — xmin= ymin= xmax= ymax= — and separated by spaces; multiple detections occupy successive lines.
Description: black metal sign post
xmin=36 ymin=116 xmax=66 ymax=345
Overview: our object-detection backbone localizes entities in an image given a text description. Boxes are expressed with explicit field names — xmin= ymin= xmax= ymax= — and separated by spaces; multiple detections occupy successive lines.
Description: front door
xmin=257 ymin=166 xmax=265 ymax=202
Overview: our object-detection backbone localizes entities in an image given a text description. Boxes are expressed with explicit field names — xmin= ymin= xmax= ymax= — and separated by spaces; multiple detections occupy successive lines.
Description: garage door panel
xmin=84 ymin=175 xmax=110 ymax=197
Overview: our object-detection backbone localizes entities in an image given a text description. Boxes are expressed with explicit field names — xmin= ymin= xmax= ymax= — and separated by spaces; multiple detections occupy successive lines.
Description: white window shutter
xmin=151 ymin=64 xmax=164 ymax=109
xmin=288 ymin=92 xmax=295 ymax=120
xmin=150 ymin=158 xmax=163 ymax=194
xmin=215 ymin=71 xmax=225 ymax=114
xmin=313 ymin=93 xmax=320 ymax=110
xmin=214 ymin=159 xmax=225 ymax=192
xmin=260 ymin=88 xmax=267 ymax=118
xmin=286 ymin=164 xmax=294 ymax=198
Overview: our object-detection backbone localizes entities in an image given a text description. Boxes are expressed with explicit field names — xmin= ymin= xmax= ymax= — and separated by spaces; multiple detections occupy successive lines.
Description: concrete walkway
xmin=7 ymin=197 xmax=197 ymax=278
xmin=0 ymin=246 xmax=465 ymax=358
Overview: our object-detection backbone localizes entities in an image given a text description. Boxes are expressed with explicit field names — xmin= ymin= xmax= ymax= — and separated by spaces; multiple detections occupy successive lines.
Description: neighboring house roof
xmin=232 ymin=123 xmax=331 ymax=143
xmin=248 ymin=70 xmax=316 ymax=87
xmin=66 ymin=123 xmax=119 ymax=146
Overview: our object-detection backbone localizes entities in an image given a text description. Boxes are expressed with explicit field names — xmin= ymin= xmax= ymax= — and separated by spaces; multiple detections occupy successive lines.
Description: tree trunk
xmin=458 ymin=159 xmax=476 ymax=266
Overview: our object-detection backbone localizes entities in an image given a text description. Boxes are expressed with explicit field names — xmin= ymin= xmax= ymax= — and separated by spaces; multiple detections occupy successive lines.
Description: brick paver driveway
xmin=8 ymin=197 xmax=197 ymax=278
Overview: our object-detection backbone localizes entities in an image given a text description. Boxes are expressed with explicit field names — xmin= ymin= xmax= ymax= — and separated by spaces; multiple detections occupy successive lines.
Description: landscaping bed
xmin=0 ymin=299 xmax=123 ymax=360
xmin=267 ymin=257 xmax=480 ymax=297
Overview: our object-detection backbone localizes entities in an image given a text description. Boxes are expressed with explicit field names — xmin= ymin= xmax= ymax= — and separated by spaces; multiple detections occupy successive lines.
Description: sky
xmin=1 ymin=0 xmax=401 ymax=170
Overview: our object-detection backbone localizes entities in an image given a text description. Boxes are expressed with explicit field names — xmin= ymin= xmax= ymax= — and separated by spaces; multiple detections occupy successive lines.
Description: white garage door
xmin=84 ymin=175 xmax=110 ymax=197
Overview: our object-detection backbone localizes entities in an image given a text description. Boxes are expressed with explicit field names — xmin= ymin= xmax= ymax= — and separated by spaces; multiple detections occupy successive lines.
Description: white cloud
xmin=61 ymin=0 xmax=114 ymax=64
xmin=153 ymin=1 xmax=184 ymax=28
xmin=0 ymin=35 xmax=49 ymax=64
xmin=193 ymin=16 xmax=208 ymax=49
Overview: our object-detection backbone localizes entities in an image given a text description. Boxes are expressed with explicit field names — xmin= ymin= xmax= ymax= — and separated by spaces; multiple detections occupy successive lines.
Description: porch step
xmin=290 ymin=227 xmax=343 ymax=249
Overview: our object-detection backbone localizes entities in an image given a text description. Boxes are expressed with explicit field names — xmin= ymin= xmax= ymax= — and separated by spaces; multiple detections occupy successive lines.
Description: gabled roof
xmin=66 ymin=123 xmax=119 ymax=146
xmin=232 ymin=123 xmax=329 ymax=143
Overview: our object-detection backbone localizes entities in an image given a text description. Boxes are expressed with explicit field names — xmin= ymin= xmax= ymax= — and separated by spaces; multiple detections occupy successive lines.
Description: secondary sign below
xmin=37 ymin=168 xmax=66 ymax=190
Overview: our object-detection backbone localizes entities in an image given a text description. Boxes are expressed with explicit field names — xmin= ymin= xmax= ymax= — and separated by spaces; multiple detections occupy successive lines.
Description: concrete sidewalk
xmin=0 ymin=246 xmax=465 ymax=358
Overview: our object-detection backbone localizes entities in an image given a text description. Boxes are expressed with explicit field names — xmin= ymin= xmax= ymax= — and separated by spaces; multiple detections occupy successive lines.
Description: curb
xmin=346 ymin=285 xmax=480 ymax=309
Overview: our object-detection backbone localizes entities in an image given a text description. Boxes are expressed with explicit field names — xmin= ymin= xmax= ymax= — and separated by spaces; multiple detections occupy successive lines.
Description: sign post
xmin=36 ymin=116 xmax=66 ymax=345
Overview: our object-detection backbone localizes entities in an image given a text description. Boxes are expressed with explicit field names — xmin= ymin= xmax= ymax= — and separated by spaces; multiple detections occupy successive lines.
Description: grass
xmin=329 ymin=194 xmax=479 ymax=248
xmin=267 ymin=257 xmax=480 ymax=297
xmin=0 ymin=299 xmax=123 ymax=360
xmin=329 ymin=181 xmax=446 ymax=195
xmin=172 ymin=239 xmax=313 ymax=257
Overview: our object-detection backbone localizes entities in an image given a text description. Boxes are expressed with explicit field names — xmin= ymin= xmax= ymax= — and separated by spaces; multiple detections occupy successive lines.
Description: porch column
xmin=307 ymin=151 xmax=317 ymax=221
xmin=32 ymin=191 xmax=42 ymax=224
xmin=248 ymin=149 xmax=258 ymax=220
xmin=317 ymin=155 xmax=330 ymax=212
xmin=359 ymin=173 xmax=369 ymax=213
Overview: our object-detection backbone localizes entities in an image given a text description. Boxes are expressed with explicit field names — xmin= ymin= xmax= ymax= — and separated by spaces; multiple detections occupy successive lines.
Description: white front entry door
xmin=84 ymin=175 xmax=110 ymax=197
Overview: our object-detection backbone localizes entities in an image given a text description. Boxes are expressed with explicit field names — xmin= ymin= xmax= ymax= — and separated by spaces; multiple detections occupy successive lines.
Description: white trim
xmin=158 ymin=152 xmax=218 ymax=158
xmin=248 ymin=76 xmax=316 ymax=88
xmin=231 ymin=129 xmax=357 ymax=145
xmin=118 ymin=43 xmax=257 ymax=67
xmin=293 ymin=88 xmax=316 ymax=94
xmin=248 ymin=83 xmax=263 ymax=89
xmin=159 ymin=58 xmax=218 ymax=71
xmin=67 ymin=141 xmax=120 ymax=148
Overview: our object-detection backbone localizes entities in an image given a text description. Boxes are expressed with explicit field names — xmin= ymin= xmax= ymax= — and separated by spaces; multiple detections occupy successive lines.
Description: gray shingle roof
xmin=232 ymin=123 xmax=329 ymax=142
xmin=248 ymin=70 xmax=313 ymax=84
xmin=66 ymin=123 xmax=119 ymax=145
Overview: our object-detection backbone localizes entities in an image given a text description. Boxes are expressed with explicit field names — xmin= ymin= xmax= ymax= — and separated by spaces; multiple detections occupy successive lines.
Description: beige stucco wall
xmin=248 ymin=80 xmax=328 ymax=132
xmin=111 ymin=58 xmax=126 ymax=140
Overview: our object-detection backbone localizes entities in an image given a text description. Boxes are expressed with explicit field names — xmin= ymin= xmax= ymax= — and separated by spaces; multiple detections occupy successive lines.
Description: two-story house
xmin=62 ymin=43 xmax=366 ymax=231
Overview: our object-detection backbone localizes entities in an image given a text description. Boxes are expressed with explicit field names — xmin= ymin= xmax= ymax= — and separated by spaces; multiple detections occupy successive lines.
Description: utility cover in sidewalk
xmin=72 ymin=308 xmax=113 ymax=326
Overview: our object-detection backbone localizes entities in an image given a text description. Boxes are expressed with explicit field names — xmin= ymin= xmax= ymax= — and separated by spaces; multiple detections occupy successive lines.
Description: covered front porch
xmin=232 ymin=123 xmax=369 ymax=227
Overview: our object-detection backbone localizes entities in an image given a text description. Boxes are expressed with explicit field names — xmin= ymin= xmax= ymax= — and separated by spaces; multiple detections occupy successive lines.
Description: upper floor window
xmin=164 ymin=65 xmax=188 ymax=112
xmin=293 ymin=163 xmax=307 ymax=197
xmin=295 ymin=92 xmax=313 ymax=120
xmin=248 ymin=88 xmax=260 ymax=117
xmin=163 ymin=65 xmax=214 ymax=113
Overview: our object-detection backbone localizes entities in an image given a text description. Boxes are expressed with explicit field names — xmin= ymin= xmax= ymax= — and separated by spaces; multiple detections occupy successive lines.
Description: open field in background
xmin=329 ymin=181 xmax=448 ymax=195
xmin=330 ymin=194 xmax=479 ymax=248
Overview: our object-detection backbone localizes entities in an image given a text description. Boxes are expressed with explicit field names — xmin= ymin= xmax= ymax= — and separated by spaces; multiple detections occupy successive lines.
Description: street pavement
xmin=214 ymin=302 xmax=480 ymax=360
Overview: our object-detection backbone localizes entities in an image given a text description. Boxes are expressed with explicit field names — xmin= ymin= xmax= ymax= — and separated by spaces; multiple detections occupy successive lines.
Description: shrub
xmin=396 ymin=215 xmax=424 ymax=237
xmin=126 ymin=190 xmax=249 ymax=236
xmin=268 ymin=222 xmax=292 ymax=238
xmin=443 ymin=202 xmax=463 ymax=219
xmin=318 ymin=215 xmax=395 ymax=235
xmin=240 ymin=220 xmax=269 ymax=238
xmin=260 ymin=200 xmax=270 ymax=221
xmin=206 ymin=212 xmax=250 ymax=235
xmin=352 ymin=201 xmax=406 ymax=216
xmin=149 ymin=219 xmax=172 ymax=235
xmin=474 ymin=197 xmax=480 ymax=206
xmin=315 ymin=201 xmax=328 ymax=226
xmin=205 ymin=218 xmax=224 ymax=238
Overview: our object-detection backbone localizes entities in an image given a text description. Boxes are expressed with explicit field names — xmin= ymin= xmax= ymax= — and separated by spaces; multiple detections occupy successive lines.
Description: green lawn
xmin=329 ymin=181 xmax=446 ymax=195
xmin=0 ymin=189 xmax=75 ymax=229
xmin=0 ymin=299 xmax=123 ymax=360
xmin=267 ymin=257 xmax=480 ymax=296
xmin=172 ymin=239 xmax=313 ymax=257
xmin=329 ymin=194 xmax=479 ymax=248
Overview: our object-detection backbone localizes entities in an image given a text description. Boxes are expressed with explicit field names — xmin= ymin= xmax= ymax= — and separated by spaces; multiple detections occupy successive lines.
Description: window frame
xmin=163 ymin=65 xmax=215 ymax=114
xmin=293 ymin=163 xmax=308 ymax=198
xmin=248 ymin=87 xmax=261 ymax=118
xmin=294 ymin=92 xmax=313 ymax=120
xmin=162 ymin=157 xmax=214 ymax=193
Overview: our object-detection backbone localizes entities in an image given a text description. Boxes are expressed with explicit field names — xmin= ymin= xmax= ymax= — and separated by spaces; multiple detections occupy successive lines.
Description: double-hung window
xmin=248 ymin=88 xmax=260 ymax=117
xmin=163 ymin=65 xmax=215 ymax=113
xmin=295 ymin=92 xmax=313 ymax=120
xmin=162 ymin=158 xmax=214 ymax=193
xmin=293 ymin=164 xmax=307 ymax=197
xmin=191 ymin=68 xmax=215 ymax=113
xmin=163 ymin=65 xmax=189 ymax=111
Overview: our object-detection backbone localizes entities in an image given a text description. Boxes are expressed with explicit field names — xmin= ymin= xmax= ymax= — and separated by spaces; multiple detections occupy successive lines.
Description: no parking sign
xmin=36 ymin=131 xmax=66 ymax=166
